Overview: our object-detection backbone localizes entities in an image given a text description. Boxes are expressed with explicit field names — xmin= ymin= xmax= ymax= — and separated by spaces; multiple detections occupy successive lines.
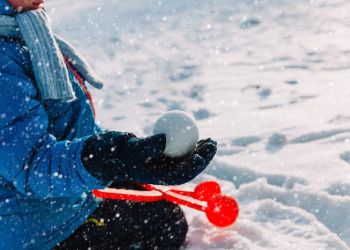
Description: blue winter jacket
xmin=0 ymin=2 xmax=108 ymax=249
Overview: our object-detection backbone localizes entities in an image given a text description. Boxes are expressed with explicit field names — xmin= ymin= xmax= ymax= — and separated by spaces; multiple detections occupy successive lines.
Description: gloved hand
xmin=141 ymin=138 xmax=217 ymax=185
xmin=81 ymin=131 xmax=166 ymax=184
xmin=81 ymin=131 xmax=217 ymax=185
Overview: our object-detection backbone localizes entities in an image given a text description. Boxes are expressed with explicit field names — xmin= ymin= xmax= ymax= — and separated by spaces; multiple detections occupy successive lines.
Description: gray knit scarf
xmin=0 ymin=9 xmax=103 ymax=101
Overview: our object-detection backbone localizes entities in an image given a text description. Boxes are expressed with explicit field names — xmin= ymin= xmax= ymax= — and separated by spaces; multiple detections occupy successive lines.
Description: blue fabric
xmin=0 ymin=0 xmax=13 ymax=15
xmin=0 ymin=2 xmax=108 ymax=248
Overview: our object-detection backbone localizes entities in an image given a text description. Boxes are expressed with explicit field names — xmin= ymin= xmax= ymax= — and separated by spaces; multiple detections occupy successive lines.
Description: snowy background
xmin=47 ymin=0 xmax=350 ymax=249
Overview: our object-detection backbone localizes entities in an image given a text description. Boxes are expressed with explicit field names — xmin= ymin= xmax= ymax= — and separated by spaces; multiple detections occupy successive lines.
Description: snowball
xmin=153 ymin=110 xmax=199 ymax=157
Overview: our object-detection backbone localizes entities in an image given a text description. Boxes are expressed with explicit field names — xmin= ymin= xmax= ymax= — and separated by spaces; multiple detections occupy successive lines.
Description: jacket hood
xmin=0 ymin=0 xmax=15 ymax=15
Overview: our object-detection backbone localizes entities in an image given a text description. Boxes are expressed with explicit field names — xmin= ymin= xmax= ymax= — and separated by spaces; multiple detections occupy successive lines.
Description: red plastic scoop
xmin=93 ymin=181 xmax=239 ymax=227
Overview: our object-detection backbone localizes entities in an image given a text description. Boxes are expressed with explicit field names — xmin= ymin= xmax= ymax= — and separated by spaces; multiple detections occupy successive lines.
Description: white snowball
xmin=153 ymin=111 xmax=199 ymax=157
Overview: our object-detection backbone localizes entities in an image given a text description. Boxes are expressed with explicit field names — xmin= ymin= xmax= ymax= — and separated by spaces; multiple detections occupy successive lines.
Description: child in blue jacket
xmin=0 ymin=0 xmax=217 ymax=249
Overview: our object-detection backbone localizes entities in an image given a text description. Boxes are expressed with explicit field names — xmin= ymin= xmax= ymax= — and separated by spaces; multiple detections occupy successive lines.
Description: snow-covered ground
xmin=47 ymin=0 xmax=350 ymax=249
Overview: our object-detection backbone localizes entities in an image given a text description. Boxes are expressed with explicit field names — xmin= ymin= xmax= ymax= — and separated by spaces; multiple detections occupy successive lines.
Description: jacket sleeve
xmin=0 ymin=46 xmax=106 ymax=199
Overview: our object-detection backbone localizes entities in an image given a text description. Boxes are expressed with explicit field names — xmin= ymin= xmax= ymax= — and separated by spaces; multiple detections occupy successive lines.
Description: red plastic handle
xmin=92 ymin=188 xmax=163 ymax=202
xmin=142 ymin=182 xmax=239 ymax=227
xmin=93 ymin=181 xmax=239 ymax=227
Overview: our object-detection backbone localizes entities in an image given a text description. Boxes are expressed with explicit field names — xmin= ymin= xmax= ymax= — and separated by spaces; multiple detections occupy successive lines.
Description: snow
xmin=46 ymin=0 xmax=350 ymax=249
xmin=153 ymin=111 xmax=199 ymax=157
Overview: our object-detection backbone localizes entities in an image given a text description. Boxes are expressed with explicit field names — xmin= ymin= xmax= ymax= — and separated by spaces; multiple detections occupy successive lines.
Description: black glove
xmin=142 ymin=138 xmax=217 ymax=185
xmin=81 ymin=131 xmax=166 ymax=184
xmin=81 ymin=131 xmax=217 ymax=185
